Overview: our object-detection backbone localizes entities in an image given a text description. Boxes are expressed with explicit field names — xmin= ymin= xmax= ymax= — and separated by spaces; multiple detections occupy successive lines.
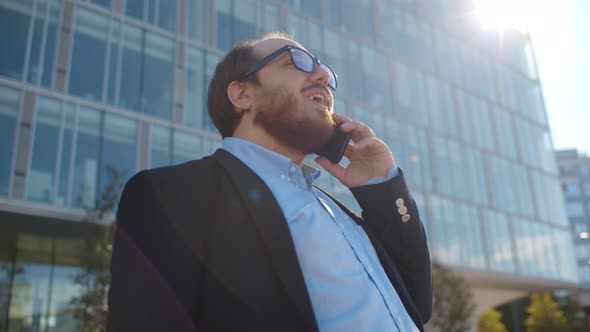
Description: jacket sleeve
xmin=107 ymin=170 xmax=201 ymax=332
xmin=350 ymin=168 xmax=432 ymax=323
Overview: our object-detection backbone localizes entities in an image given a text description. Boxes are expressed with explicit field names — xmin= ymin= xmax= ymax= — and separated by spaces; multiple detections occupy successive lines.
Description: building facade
xmin=0 ymin=0 xmax=578 ymax=330
xmin=557 ymin=149 xmax=590 ymax=309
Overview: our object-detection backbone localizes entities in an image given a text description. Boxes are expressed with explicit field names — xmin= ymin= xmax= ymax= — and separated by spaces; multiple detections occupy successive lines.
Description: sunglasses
xmin=239 ymin=45 xmax=338 ymax=90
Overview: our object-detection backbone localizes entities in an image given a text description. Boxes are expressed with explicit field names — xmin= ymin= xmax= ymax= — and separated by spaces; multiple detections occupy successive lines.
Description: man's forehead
xmin=252 ymin=38 xmax=305 ymax=58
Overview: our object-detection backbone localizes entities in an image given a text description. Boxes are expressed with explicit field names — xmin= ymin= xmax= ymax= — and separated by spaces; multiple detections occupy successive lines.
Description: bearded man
xmin=107 ymin=33 xmax=432 ymax=332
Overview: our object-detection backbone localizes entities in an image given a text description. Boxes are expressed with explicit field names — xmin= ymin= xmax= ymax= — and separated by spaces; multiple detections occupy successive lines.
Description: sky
xmin=527 ymin=0 xmax=590 ymax=156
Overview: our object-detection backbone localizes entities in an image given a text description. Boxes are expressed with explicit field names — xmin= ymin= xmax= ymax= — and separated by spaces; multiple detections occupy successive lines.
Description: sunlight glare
xmin=472 ymin=0 xmax=534 ymax=32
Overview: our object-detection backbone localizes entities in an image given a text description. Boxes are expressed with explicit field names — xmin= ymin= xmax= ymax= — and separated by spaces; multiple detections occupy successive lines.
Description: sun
xmin=472 ymin=0 xmax=534 ymax=32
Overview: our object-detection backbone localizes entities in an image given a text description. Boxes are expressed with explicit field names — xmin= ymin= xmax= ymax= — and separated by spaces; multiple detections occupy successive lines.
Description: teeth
xmin=309 ymin=94 xmax=324 ymax=103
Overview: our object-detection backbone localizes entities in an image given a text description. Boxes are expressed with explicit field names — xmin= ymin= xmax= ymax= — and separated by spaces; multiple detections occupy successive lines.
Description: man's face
xmin=248 ymin=39 xmax=336 ymax=155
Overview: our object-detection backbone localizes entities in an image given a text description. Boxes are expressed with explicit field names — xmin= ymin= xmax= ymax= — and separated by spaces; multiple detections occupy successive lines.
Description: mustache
xmin=301 ymin=84 xmax=330 ymax=95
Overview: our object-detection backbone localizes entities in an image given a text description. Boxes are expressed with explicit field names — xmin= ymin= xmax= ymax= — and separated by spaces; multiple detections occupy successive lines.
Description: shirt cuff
xmin=362 ymin=167 xmax=399 ymax=186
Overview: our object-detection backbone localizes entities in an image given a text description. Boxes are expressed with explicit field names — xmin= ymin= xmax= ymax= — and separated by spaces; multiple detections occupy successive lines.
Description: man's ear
xmin=227 ymin=81 xmax=253 ymax=112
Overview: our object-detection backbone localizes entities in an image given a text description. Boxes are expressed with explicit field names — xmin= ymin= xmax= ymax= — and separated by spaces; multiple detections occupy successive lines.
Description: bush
xmin=477 ymin=308 xmax=507 ymax=332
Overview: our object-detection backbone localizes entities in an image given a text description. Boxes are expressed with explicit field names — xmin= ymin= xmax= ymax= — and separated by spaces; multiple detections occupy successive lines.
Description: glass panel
xmin=457 ymin=91 xmax=494 ymax=151
xmin=203 ymin=53 xmax=221 ymax=132
xmin=430 ymin=195 xmax=485 ymax=269
xmin=279 ymin=0 xmax=320 ymax=17
xmin=491 ymin=107 xmax=517 ymax=160
xmin=27 ymin=97 xmax=61 ymax=203
xmin=484 ymin=210 xmax=515 ymax=273
xmin=215 ymin=0 xmax=278 ymax=51
xmin=186 ymin=0 xmax=205 ymax=41
xmin=69 ymin=7 xmax=109 ymax=102
xmin=72 ymin=107 xmax=101 ymax=209
xmin=424 ymin=75 xmax=457 ymax=137
xmin=172 ymin=130 xmax=201 ymax=164
xmin=487 ymin=155 xmax=535 ymax=217
xmin=393 ymin=62 xmax=430 ymax=127
xmin=0 ymin=0 xmax=33 ymax=80
xmin=119 ymin=23 xmax=174 ymax=120
xmin=328 ymin=0 xmax=374 ymax=41
xmin=0 ymin=85 xmax=20 ymax=196
xmin=98 ymin=113 xmax=137 ymax=203
xmin=378 ymin=0 xmax=434 ymax=72
xmin=184 ymin=46 xmax=205 ymax=128
xmin=150 ymin=125 xmax=172 ymax=168
xmin=7 ymin=238 xmax=52 ymax=332
xmin=360 ymin=47 xmax=392 ymax=111
xmin=26 ymin=0 xmax=61 ymax=87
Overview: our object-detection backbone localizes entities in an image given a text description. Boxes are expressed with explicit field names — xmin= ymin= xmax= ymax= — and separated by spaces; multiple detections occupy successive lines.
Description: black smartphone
xmin=317 ymin=123 xmax=352 ymax=163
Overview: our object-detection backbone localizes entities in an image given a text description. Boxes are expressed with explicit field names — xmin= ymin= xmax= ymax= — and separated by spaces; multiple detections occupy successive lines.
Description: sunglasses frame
xmin=239 ymin=45 xmax=338 ymax=90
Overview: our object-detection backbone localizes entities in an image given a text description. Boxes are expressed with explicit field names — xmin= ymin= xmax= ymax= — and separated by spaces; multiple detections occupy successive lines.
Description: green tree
xmin=525 ymin=293 xmax=568 ymax=332
xmin=70 ymin=166 xmax=124 ymax=332
xmin=477 ymin=308 xmax=508 ymax=332
xmin=430 ymin=262 xmax=476 ymax=332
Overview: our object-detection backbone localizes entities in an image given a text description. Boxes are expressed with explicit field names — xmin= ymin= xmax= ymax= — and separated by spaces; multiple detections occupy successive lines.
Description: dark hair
xmin=207 ymin=32 xmax=293 ymax=138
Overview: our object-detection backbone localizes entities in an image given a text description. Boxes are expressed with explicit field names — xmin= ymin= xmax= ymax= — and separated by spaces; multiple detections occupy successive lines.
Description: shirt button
xmin=367 ymin=267 xmax=374 ymax=274
xmin=290 ymin=166 xmax=297 ymax=173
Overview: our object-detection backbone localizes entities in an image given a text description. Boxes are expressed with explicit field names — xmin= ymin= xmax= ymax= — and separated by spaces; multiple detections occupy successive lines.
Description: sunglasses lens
xmin=291 ymin=49 xmax=314 ymax=72
xmin=321 ymin=63 xmax=337 ymax=90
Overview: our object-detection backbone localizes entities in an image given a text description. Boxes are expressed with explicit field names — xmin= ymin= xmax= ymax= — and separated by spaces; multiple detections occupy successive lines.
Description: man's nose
xmin=309 ymin=61 xmax=331 ymax=87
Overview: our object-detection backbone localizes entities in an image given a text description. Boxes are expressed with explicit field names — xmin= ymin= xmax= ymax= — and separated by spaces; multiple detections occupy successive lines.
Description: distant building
xmin=0 ymin=0 xmax=578 ymax=331
xmin=556 ymin=149 xmax=590 ymax=309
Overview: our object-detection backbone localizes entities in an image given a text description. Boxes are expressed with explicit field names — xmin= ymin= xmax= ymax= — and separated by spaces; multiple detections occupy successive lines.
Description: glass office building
xmin=0 ymin=0 xmax=578 ymax=330
xmin=557 ymin=149 xmax=590 ymax=311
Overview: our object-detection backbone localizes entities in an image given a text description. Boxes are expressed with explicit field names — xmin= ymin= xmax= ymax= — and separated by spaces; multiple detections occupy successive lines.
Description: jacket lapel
xmin=212 ymin=149 xmax=319 ymax=332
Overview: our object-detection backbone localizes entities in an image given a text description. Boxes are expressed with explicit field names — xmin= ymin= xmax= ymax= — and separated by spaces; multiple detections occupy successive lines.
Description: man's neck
xmin=232 ymin=126 xmax=306 ymax=165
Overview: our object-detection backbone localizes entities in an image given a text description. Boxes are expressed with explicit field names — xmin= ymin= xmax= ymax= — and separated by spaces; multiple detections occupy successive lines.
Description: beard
xmin=253 ymin=86 xmax=336 ymax=155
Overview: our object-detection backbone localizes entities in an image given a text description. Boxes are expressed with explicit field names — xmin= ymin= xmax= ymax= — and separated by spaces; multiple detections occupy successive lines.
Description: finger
xmin=340 ymin=121 xmax=376 ymax=143
xmin=315 ymin=156 xmax=346 ymax=180
xmin=333 ymin=113 xmax=352 ymax=124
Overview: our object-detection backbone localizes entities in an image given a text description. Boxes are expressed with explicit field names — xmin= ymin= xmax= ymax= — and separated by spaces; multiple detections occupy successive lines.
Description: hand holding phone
xmin=317 ymin=123 xmax=352 ymax=164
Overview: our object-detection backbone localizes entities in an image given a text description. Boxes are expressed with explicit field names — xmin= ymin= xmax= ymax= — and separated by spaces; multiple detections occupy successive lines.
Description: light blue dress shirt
xmin=223 ymin=138 xmax=419 ymax=332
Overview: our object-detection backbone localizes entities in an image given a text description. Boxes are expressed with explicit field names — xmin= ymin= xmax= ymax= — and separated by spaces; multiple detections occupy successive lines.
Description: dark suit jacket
xmin=107 ymin=149 xmax=432 ymax=332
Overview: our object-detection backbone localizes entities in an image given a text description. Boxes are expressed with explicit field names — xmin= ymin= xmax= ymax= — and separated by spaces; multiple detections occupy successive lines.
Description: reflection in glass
xmin=483 ymin=211 xmax=515 ymax=273
xmin=150 ymin=125 xmax=172 ymax=168
xmin=0 ymin=86 xmax=20 ymax=197
xmin=69 ymin=7 xmax=109 ymax=101
xmin=26 ymin=0 xmax=61 ymax=88
xmin=119 ymin=24 xmax=174 ymax=120
xmin=328 ymin=0 xmax=374 ymax=40
xmin=184 ymin=47 xmax=205 ymax=129
xmin=72 ymin=107 xmax=101 ymax=209
xmin=172 ymin=130 xmax=201 ymax=164
xmin=0 ymin=0 xmax=34 ymax=80
xmin=215 ymin=0 xmax=278 ymax=51
xmin=125 ymin=0 xmax=176 ymax=32
xmin=186 ymin=0 xmax=205 ymax=41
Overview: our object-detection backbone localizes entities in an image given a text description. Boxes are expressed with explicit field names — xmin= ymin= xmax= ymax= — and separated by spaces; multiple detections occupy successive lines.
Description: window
xmin=457 ymin=90 xmax=494 ymax=151
xmin=530 ymin=171 xmax=568 ymax=226
xmin=430 ymin=195 xmax=485 ymax=269
xmin=186 ymin=0 xmax=206 ymax=41
xmin=279 ymin=0 xmax=320 ymax=17
xmin=377 ymin=1 xmax=435 ymax=72
xmin=125 ymin=0 xmax=176 ymax=32
xmin=393 ymin=62 xmax=429 ymax=127
xmin=215 ymin=0 xmax=278 ymax=51
xmin=497 ymin=64 xmax=546 ymax=126
xmin=567 ymin=202 xmax=585 ymax=218
xmin=0 ymin=0 xmax=61 ymax=87
xmin=328 ymin=0 xmax=374 ymax=41
xmin=118 ymin=23 xmax=174 ymax=120
xmin=484 ymin=211 xmax=515 ymax=273
xmin=515 ymin=117 xmax=556 ymax=174
xmin=0 ymin=85 xmax=20 ymax=196
xmin=487 ymin=155 xmax=536 ymax=217
xmin=432 ymin=135 xmax=488 ymax=205
xmin=565 ymin=182 xmax=581 ymax=197
xmin=184 ymin=46 xmax=205 ymax=129
xmin=492 ymin=107 xmax=518 ymax=160
xmin=69 ymin=7 xmax=110 ymax=102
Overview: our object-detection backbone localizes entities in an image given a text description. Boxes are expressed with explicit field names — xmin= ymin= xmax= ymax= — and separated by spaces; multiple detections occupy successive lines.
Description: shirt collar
xmin=222 ymin=138 xmax=320 ymax=191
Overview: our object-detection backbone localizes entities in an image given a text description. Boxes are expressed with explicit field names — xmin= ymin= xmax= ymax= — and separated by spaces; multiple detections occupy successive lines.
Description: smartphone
xmin=317 ymin=123 xmax=352 ymax=163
